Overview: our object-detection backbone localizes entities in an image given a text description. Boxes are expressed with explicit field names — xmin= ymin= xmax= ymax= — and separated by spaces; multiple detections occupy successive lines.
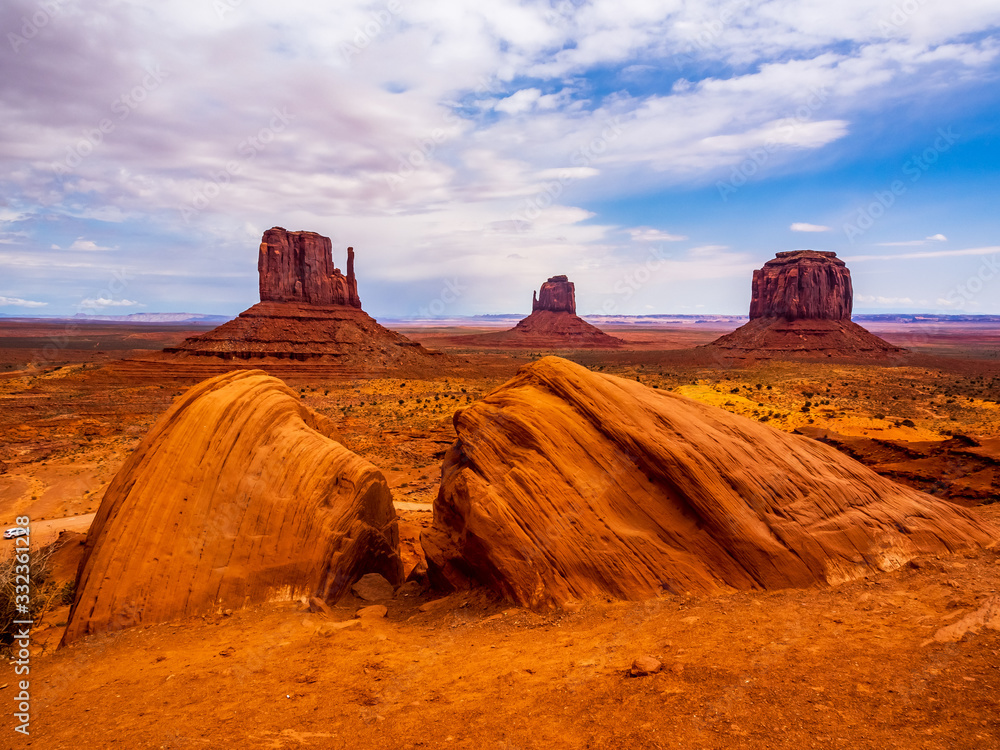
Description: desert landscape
xmin=4 ymin=3 xmax=1000 ymax=747
xmin=1 ymin=233 xmax=999 ymax=749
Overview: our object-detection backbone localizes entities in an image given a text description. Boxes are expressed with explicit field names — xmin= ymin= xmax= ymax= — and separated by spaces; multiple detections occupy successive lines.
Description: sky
xmin=1 ymin=0 xmax=999 ymax=318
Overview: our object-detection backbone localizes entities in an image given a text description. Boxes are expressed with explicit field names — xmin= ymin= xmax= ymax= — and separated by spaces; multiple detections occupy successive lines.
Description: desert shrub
xmin=0 ymin=541 xmax=64 ymax=654
xmin=900 ymin=419 xmax=916 ymax=428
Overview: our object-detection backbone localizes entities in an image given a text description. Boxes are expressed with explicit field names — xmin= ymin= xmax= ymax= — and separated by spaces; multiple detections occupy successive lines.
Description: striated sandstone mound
xmin=62 ymin=370 xmax=402 ymax=644
xmin=709 ymin=250 xmax=902 ymax=359
xmin=422 ymin=357 xmax=994 ymax=608
xmin=164 ymin=227 xmax=440 ymax=374
xmin=463 ymin=276 xmax=624 ymax=349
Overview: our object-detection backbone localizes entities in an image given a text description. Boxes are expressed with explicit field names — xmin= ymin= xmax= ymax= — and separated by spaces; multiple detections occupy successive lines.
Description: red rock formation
xmin=162 ymin=228 xmax=440 ymax=375
xmin=258 ymin=227 xmax=361 ymax=308
xmin=749 ymin=250 xmax=852 ymax=321
xmin=708 ymin=250 xmax=902 ymax=359
xmin=461 ymin=275 xmax=624 ymax=349
xmin=62 ymin=370 xmax=402 ymax=643
xmin=532 ymin=275 xmax=576 ymax=314
xmin=422 ymin=357 xmax=994 ymax=608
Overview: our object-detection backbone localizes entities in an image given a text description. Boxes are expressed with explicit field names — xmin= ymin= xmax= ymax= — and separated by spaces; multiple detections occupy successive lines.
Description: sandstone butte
xmin=62 ymin=370 xmax=402 ymax=644
xmin=422 ymin=356 xmax=996 ymax=608
xmin=708 ymin=250 xmax=903 ymax=359
xmin=163 ymin=227 xmax=438 ymax=374
xmin=465 ymin=275 xmax=625 ymax=349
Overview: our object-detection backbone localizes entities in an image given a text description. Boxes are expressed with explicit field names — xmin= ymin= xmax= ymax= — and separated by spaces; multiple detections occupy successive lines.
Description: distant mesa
xmin=462 ymin=275 xmax=625 ymax=349
xmin=163 ymin=227 xmax=440 ymax=374
xmin=422 ymin=356 xmax=995 ymax=608
xmin=62 ymin=370 xmax=402 ymax=644
xmin=707 ymin=250 xmax=904 ymax=359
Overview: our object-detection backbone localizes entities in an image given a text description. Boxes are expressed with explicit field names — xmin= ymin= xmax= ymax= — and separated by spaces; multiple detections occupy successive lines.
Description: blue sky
xmin=1 ymin=0 xmax=999 ymax=317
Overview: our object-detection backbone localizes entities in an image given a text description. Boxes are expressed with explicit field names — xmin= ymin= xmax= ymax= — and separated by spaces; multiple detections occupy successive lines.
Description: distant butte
xmin=707 ymin=250 xmax=904 ymax=359
xmin=464 ymin=275 xmax=625 ymax=349
xmin=163 ymin=227 xmax=441 ymax=375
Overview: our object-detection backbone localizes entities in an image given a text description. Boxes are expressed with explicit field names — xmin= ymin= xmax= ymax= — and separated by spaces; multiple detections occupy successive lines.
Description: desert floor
xmin=0 ymin=318 xmax=998 ymax=749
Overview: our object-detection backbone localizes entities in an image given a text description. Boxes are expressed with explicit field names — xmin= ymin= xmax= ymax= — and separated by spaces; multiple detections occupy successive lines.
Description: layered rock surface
xmin=62 ymin=370 xmax=402 ymax=643
xmin=532 ymin=275 xmax=576 ymax=313
xmin=165 ymin=227 xmax=439 ymax=373
xmin=463 ymin=276 xmax=624 ymax=349
xmin=423 ymin=357 xmax=994 ymax=608
xmin=258 ymin=227 xmax=361 ymax=307
xmin=749 ymin=250 xmax=852 ymax=321
xmin=709 ymin=250 xmax=902 ymax=359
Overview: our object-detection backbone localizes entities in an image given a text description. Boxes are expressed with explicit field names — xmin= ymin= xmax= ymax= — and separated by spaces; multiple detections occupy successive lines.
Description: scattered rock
xmin=395 ymin=580 xmax=426 ymax=599
xmin=308 ymin=597 xmax=333 ymax=616
xmin=352 ymin=573 xmax=395 ymax=602
xmin=317 ymin=620 xmax=362 ymax=636
xmin=933 ymin=596 xmax=1000 ymax=643
xmin=418 ymin=596 xmax=455 ymax=613
xmin=355 ymin=605 xmax=388 ymax=619
xmin=630 ymin=656 xmax=662 ymax=677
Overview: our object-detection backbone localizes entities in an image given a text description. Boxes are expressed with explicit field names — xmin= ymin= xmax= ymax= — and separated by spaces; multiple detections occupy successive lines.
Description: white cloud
xmin=876 ymin=233 xmax=949 ymax=247
xmin=790 ymin=222 xmax=831 ymax=232
xmin=69 ymin=238 xmax=112 ymax=252
xmin=0 ymin=296 xmax=47 ymax=308
xmin=78 ymin=297 xmax=143 ymax=308
xmin=627 ymin=227 xmax=688 ymax=242
xmin=846 ymin=245 xmax=999 ymax=261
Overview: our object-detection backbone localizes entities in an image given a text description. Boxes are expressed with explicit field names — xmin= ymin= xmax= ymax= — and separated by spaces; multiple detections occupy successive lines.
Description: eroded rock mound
xmin=62 ymin=370 xmax=402 ymax=643
xmin=463 ymin=276 xmax=624 ymax=349
xmin=709 ymin=250 xmax=902 ymax=359
xmin=163 ymin=227 xmax=440 ymax=374
xmin=422 ymin=357 xmax=994 ymax=608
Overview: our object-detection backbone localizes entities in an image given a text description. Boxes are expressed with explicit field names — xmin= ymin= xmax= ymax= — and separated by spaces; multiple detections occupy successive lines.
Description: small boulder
xmin=629 ymin=656 xmax=662 ymax=677
xmin=308 ymin=597 xmax=332 ymax=616
xmin=355 ymin=605 xmax=388 ymax=619
xmin=352 ymin=573 xmax=395 ymax=602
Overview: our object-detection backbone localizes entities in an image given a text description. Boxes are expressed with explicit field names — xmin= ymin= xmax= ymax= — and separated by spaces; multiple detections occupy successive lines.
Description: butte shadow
xmin=456 ymin=275 xmax=625 ymax=349
xmin=421 ymin=356 xmax=995 ymax=609
xmin=705 ymin=250 xmax=905 ymax=361
xmin=61 ymin=369 xmax=402 ymax=644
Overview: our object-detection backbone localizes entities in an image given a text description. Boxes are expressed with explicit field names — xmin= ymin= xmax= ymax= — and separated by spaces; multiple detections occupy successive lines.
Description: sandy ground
xmin=0 ymin=318 xmax=998 ymax=748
